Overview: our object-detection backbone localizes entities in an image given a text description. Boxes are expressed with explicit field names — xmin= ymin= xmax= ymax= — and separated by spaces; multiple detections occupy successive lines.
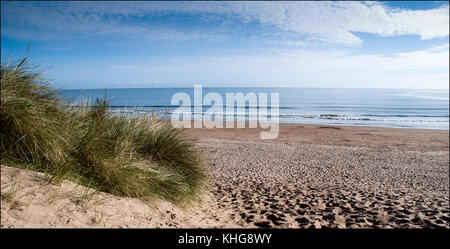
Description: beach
xmin=2 ymin=0 xmax=449 ymax=235
xmin=2 ymin=123 xmax=448 ymax=228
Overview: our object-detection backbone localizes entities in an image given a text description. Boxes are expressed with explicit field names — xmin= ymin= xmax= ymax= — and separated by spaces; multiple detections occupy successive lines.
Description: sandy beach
xmin=2 ymin=124 xmax=449 ymax=228
xmin=2 ymin=0 xmax=450 ymax=233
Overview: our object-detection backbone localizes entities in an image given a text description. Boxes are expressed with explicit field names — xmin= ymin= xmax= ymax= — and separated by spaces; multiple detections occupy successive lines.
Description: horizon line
xmin=59 ymin=86 xmax=450 ymax=91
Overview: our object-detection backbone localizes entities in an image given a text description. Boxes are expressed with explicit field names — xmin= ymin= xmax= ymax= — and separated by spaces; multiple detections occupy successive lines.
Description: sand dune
xmin=0 ymin=166 xmax=237 ymax=228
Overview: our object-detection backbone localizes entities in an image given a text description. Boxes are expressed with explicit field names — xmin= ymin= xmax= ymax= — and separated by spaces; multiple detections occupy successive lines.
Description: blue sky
xmin=1 ymin=1 xmax=449 ymax=89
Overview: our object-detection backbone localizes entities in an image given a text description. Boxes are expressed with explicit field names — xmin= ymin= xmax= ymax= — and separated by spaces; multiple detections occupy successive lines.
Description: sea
xmin=61 ymin=87 xmax=449 ymax=130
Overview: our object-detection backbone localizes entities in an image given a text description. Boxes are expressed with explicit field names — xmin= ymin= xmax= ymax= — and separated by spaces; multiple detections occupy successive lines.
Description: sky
xmin=1 ymin=1 xmax=449 ymax=89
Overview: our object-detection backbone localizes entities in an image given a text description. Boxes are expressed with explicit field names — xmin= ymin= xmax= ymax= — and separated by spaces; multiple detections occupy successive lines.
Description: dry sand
xmin=2 ymin=123 xmax=449 ymax=228
xmin=0 ymin=166 xmax=238 ymax=228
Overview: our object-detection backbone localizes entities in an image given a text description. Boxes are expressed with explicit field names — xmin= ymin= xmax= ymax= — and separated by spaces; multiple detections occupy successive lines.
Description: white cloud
xmin=2 ymin=1 xmax=448 ymax=89
xmin=2 ymin=1 xmax=448 ymax=45
xmin=221 ymin=1 xmax=450 ymax=45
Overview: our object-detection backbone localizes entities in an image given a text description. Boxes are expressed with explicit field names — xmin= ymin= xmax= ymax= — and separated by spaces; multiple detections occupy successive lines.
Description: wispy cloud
xmin=108 ymin=43 xmax=448 ymax=71
xmin=2 ymin=1 xmax=448 ymax=89
xmin=79 ymin=43 xmax=447 ymax=89
xmin=2 ymin=1 xmax=448 ymax=45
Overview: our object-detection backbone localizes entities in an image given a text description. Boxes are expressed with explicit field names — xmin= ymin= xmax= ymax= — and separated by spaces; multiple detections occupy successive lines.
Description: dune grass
xmin=1 ymin=57 xmax=207 ymax=205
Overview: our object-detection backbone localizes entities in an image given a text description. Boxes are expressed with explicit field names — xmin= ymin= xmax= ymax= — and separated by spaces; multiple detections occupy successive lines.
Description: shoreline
xmin=275 ymin=121 xmax=449 ymax=131
xmin=183 ymin=120 xmax=450 ymax=131
xmin=120 ymin=115 xmax=450 ymax=131
xmin=185 ymin=122 xmax=449 ymax=151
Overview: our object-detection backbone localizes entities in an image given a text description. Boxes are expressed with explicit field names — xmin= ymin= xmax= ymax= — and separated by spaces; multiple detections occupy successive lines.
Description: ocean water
xmin=61 ymin=88 xmax=449 ymax=130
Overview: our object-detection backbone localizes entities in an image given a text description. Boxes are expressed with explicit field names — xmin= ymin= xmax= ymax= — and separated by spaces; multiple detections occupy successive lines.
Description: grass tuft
xmin=1 ymin=56 xmax=207 ymax=205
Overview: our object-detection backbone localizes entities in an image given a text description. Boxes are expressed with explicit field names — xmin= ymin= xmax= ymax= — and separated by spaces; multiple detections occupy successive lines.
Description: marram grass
xmin=0 ymin=57 xmax=207 ymax=205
